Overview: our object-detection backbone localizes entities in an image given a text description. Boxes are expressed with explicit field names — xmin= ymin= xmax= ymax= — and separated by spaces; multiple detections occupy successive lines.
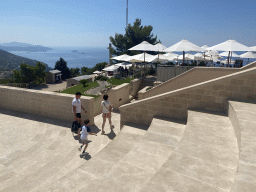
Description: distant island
xmin=72 ymin=50 xmax=78 ymax=52
xmin=0 ymin=49 xmax=52 ymax=72
xmin=0 ymin=42 xmax=52 ymax=52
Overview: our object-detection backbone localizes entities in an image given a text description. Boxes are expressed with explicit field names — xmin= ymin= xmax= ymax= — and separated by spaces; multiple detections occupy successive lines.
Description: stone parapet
xmin=0 ymin=86 xmax=95 ymax=124
xmin=119 ymin=67 xmax=256 ymax=128
xmin=138 ymin=86 xmax=151 ymax=100
xmin=144 ymin=61 xmax=256 ymax=100
xmin=129 ymin=78 xmax=143 ymax=97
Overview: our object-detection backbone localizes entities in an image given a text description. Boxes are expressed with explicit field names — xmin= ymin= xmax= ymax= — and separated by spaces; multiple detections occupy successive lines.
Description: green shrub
xmin=146 ymin=86 xmax=152 ymax=91
xmin=198 ymin=61 xmax=206 ymax=66
xmin=166 ymin=62 xmax=175 ymax=65
xmin=80 ymin=79 xmax=88 ymax=87
xmin=99 ymin=76 xmax=108 ymax=81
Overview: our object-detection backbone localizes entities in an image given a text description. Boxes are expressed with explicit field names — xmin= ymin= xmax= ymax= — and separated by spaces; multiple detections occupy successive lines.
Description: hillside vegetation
xmin=0 ymin=49 xmax=52 ymax=71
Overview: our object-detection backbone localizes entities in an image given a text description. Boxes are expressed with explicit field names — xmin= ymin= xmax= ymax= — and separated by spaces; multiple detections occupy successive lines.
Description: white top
xmin=80 ymin=125 xmax=90 ymax=140
xmin=72 ymin=98 xmax=81 ymax=113
xmin=101 ymin=100 xmax=111 ymax=113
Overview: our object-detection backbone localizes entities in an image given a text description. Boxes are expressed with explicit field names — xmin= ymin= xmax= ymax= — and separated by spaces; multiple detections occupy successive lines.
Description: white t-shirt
xmin=72 ymin=98 xmax=81 ymax=113
xmin=80 ymin=125 xmax=90 ymax=140
xmin=101 ymin=100 xmax=111 ymax=113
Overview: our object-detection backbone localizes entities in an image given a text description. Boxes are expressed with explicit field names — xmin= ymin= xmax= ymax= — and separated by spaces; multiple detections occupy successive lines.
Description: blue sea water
xmin=9 ymin=47 xmax=109 ymax=69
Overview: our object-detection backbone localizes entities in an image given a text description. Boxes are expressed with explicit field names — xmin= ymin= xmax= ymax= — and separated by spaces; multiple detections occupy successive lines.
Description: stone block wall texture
xmin=157 ymin=66 xmax=195 ymax=82
xmin=0 ymin=86 xmax=95 ymax=124
xmin=120 ymin=67 xmax=256 ymax=128
xmin=138 ymin=86 xmax=151 ymax=100
xmin=93 ymin=83 xmax=130 ymax=116
xmin=141 ymin=61 xmax=256 ymax=100
xmin=129 ymin=78 xmax=142 ymax=97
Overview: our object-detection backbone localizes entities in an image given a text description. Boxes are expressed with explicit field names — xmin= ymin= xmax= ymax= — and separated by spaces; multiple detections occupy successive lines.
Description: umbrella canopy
xmin=128 ymin=41 xmax=159 ymax=62
xmin=205 ymin=50 xmax=219 ymax=56
xmin=147 ymin=54 xmax=168 ymax=63
xmin=93 ymin=70 xmax=102 ymax=74
xmin=207 ymin=39 xmax=252 ymax=65
xmin=240 ymin=51 xmax=256 ymax=58
xmin=221 ymin=59 xmax=235 ymax=64
xmin=111 ymin=54 xmax=129 ymax=61
xmin=240 ymin=51 xmax=256 ymax=64
xmin=164 ymin=39 xmax=203 ymax=52
xmin=177 ymin=53 xmax=194 ymax=60
xmin=102 ymin=65 xmax=119 ymax=71
xmin=128 ymin=41 xmax=159 ymax=52
xmin=164 ymin=39 xmax=203 ymax=64
xmin=219 ymin=51 xmax=240 ymax=57
xmin=125 ymin=53 xmax=154 ymax=63
xmin=250 ymin=46 xmax=256 ymax=52
xmin=201 ymin=45 xmax=209 ymax=51
xmin=164 ymin=53 xmax=179 ymax=61
xmin=154 ymin=43 xmax=167 ymax=52
xmin=207 ymin=39 xmax=252 ymax=52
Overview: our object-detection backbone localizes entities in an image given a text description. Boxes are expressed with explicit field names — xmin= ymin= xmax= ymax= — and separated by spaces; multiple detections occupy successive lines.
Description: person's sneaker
xmin=82 ymin=151 xmax=88 ymax=155
xmin=78 ymin=146 xmax=82 ymax=151
xmin=111 ymin=125 xmax=115 ymax=129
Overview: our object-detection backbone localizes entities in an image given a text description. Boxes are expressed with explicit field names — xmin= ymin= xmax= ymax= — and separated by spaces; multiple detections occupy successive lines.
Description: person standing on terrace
xmin=101 ymin=94 xmax=114 ymax=134
xmin=72 ymin=92 xmax=87 ymax=126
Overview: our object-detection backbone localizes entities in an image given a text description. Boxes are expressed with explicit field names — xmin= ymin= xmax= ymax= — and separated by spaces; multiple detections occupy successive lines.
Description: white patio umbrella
xmin=219 ymin=51 xmax=240 ymax=57
xmin=125 ymin=53 xmax=154 ymax=63
xmin=154 ymin=43 xmax=167 ymax=52
xmin=102 ymin=65 xmax=119 ymax=71
xmin=207 ymin=39 xmax=252 ymax=65
xmin=111 ymin=54 xmax=129 ymax=61
xmin=128 ymin=41 xmax=159 ymax=62
xmin=240 ymin=51 xmax=256 ymax=64
xmin=93 ymin=70 xmax=102 ymax=74
xmin=147 ymin=54 xmax=168 ymax=63
xmin=201 ymin=45 xmax=209 ymax=61
xmin=164 ymin=39 xmax=203 ymax=64
xmin=163 ymin=53 xmax=179 ymax=61
xmin=154 ymin=43 xmax=168 ymax=63
xmin=250 ymin=46 xmax=256 ymax=52
xmin=193 ymin=53 xmax=206 ymax=61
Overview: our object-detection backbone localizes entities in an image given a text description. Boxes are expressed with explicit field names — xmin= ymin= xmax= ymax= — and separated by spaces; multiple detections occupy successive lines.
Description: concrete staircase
xmin=141 ymin=110 xmax=239 ymax=192
xmin=1 ymin=100 xmax=256 ymax=191
xmin=229 ymin=101 xmax=256 ymax=191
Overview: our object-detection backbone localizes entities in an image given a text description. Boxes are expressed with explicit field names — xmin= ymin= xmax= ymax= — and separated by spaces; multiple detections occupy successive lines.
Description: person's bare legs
xmin=102 ymin=116 xmax=106 ymax=134
xmin=108 ymin=117 xmax=114 ymax=129
xmin=83 ymin=143 xmax=88 ymax=152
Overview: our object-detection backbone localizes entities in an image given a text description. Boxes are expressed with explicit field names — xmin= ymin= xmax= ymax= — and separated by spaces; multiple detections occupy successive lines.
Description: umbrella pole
xmin=183 ymin=51 xmax=185 ymax=65
xmin=227 ymin=51 xmax=230 ymax=67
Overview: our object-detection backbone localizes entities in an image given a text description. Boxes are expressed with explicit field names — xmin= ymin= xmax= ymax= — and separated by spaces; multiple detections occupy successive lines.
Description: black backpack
xmin=71 ymin=121 xmax=81 ymax=134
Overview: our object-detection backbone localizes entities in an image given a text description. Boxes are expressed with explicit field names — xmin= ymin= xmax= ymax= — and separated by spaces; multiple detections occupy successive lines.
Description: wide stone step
xmin=140 ymin=110 xmax=239 ymax=192
xmin=31 ymin=124 xmax=147 ymax=192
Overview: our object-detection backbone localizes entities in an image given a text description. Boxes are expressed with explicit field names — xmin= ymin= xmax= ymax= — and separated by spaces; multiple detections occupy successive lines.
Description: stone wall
xmin=0 ymin=86 xmax=95 ymax=124
xmin=66 ymin=77 xmax=93 ymax=88
xmin=144 ymin=61 xmax=256 ymax=100
xmin=93 ymin=83 xmax=130 ymax=116
xmin=129 ymin=78 xmax=143 ymax=97
xmin=142 ymin=67 xmax=238 ymax=100
xmin=138 ymin=86 xmax=151 ymax=100
xmin=157 ymin=66 xmax=195 ymax=82
xmin=119 ymin=67 xmax=256 ymax=128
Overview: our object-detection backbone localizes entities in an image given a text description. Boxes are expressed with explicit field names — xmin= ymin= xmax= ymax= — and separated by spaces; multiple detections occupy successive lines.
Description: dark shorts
xmin=76 ymin=113 xmax=81 ymax=118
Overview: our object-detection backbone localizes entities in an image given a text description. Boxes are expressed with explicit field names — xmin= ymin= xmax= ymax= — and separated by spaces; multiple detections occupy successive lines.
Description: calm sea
xmin=10 ymin=47 xmax=109 ymax=69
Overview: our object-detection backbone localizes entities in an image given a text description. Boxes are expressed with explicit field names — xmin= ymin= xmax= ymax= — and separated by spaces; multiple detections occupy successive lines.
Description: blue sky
xmin=0 ymin=0 xmax=255 ymax=48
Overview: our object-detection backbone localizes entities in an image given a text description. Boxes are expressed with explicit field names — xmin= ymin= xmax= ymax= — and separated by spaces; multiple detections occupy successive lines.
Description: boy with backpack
xmin=77 ymin=119 xmax=97 ymax=155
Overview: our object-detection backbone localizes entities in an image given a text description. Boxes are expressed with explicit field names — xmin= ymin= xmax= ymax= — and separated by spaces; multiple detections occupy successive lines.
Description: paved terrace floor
xmin=0 ymin=108 xmax=121 ymax=191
